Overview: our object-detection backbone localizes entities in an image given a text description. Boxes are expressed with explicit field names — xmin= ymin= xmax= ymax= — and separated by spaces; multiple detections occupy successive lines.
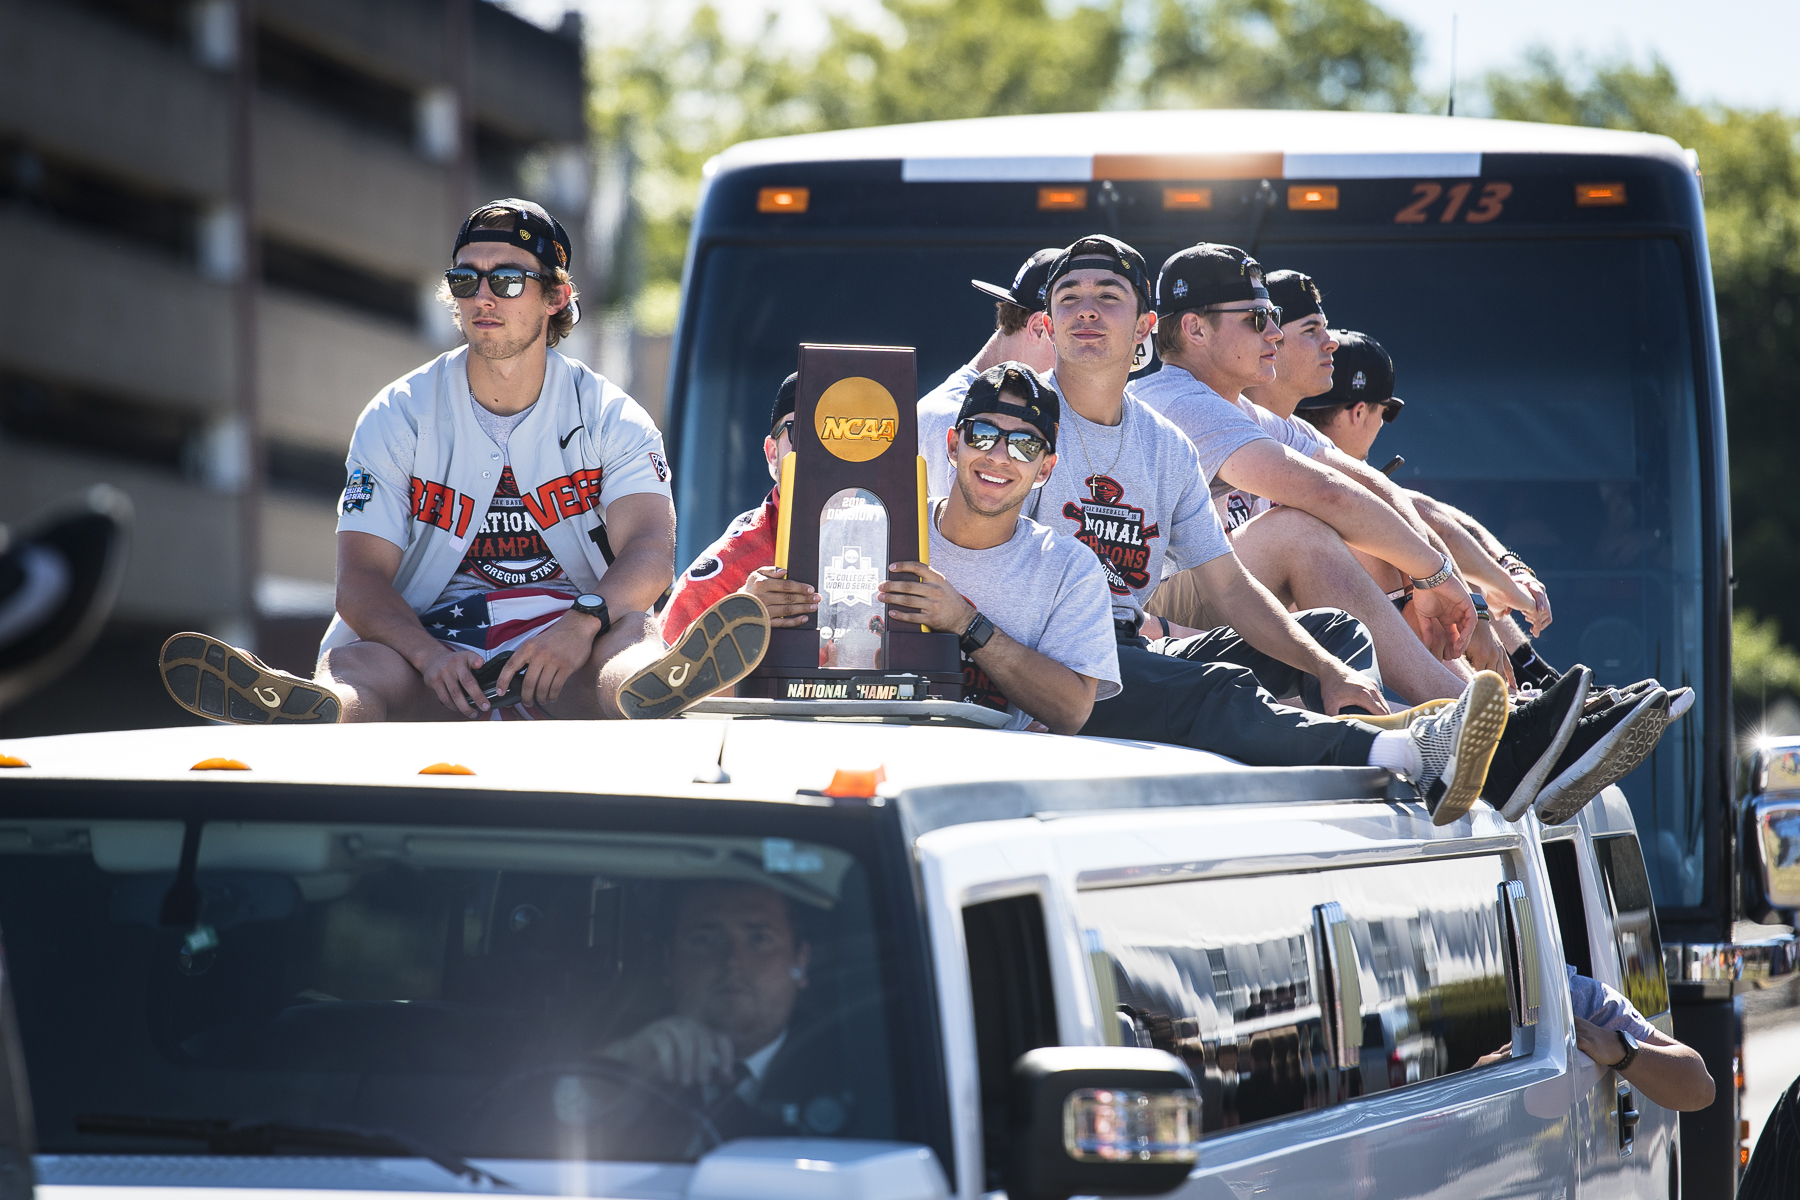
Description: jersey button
xmin=483 ymin=471 xmax=491 ymax=478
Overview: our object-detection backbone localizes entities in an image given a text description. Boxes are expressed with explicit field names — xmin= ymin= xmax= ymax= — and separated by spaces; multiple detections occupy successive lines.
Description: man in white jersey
xmin=918 ymin=248 xmax=1062 ymax=499
xmin=159 ymin=199 xmax=766 ymax=725
xmin=747 ymin=363 xmax=1118 ymax=733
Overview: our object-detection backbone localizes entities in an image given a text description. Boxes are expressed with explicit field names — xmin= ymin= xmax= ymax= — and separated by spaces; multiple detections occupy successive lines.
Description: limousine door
xmin=0 ymin=922 xmax=35 ymax=1200
xmin=1039 ymin=804 xmax=1580 ymax=1200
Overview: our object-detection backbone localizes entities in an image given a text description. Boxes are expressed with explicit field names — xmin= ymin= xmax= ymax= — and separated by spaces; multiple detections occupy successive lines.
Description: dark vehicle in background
xmin=666 ymin=108 xmax=1787 ymax=1193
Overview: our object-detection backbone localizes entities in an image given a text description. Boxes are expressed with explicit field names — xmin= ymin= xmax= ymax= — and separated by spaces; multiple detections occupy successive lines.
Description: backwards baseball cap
xmin=972 ymin=247 xmax=1064 ymax=313
xmin=770 ymin=372 xmax=798 ymax=436
xmin=1294 ymin=330 xmax=1403 ymax=419
xmin=1045 ymin=234 xmax=1153 ymax=311
xmin=956 ymin=362 xmax=1060 ymax=452
xmin=1154 ymin=243 xmax=1267 ymax=317
xmin=454 ymin=198 xmax=573 ymax=274
xmin=1264 ymin=269 xmax=1325 ymax=325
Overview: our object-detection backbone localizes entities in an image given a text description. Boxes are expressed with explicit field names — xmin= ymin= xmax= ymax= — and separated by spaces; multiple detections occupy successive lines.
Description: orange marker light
xmin=0 ymin=754 xmax=27 ymax=768
xmin=757 ymin=187 xmax=810 ymax=214
xmin=1162 ymin=187 xmax=1213 ymax=211
xmin=823 ymin=765 xmax=887 ymax=799
xmin=420 ymin=762 xmax=475 ymax=776
xmin=1037 ymin=186 xmax=1087 ymax=211
xmin=1288 ymin=185 xmax=1339 ymax=211
xmin=1576 ymin=182 xmax=1627 ymax=207
xmin=191 ymin=757 xmax=250 ymax=771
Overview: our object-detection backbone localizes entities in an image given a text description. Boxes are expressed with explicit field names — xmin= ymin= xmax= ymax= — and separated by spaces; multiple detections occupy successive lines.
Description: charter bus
xmin=665 ymin=108 xmax=1755 ymax=1191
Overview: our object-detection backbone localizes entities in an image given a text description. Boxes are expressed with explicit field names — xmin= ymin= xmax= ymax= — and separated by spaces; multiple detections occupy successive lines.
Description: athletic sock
xmin=1368 ymin=728 xmax=1424 ymax=778
xmin=1509 ymin=643 xmax=1561 ymax=689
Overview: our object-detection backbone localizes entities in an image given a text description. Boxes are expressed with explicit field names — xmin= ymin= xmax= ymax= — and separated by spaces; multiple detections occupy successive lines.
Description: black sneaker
xmin=1485 ymin=665 xmax=1591 ymax=820
xmin=1402 ymin=670 xmax=1509 ymax=826
xmin=1534 ymin=688 xmax=1671 ymax=825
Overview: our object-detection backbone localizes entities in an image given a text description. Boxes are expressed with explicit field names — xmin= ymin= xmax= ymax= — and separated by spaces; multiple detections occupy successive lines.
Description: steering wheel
xmin=469 ymin=1056 xmax=723 ymax=1162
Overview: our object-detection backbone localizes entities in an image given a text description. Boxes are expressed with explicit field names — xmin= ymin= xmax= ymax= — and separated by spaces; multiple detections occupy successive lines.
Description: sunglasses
xmin=959 ymin=418 xmax=1048 ymax=463
xmin=771 ymin=417 xmax=795 ymax=442
xmin=1207 ymin=304 xmax=1285 ymax=333
xmin=444 ymin=264 xmax=551 ymax=300
xmin=1377 ymin=398 xmax=1403 ymax=424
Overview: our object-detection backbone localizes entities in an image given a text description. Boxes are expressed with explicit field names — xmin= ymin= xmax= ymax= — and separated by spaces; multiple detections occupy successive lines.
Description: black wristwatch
xmin=571 ymin=593 xmax=611 ymax=635
xmin=1615 ymin=1029 xmax=1640 ymax=1071
xmin=1470 ymin=591 xmax=1491 ymax=621
xmin=960 ymin=611 xmax=996 ymax=655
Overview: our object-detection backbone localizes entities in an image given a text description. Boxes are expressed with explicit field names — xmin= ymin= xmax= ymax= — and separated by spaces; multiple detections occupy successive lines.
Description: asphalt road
xmin=1744 ymin=980 xmax=1800 ymax=1154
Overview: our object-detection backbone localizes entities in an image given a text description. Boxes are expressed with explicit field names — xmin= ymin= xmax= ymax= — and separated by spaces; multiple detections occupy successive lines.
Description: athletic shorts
xmin=416 ymin=586 xmax=577 ymax=720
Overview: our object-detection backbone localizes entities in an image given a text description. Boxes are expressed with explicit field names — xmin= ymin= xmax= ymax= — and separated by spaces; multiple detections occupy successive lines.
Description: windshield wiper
xmin=75 ymin=1113 xmax=514 ymax=1189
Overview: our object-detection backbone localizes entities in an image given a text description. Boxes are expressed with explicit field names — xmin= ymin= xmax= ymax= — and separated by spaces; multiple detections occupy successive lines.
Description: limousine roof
xmin=708 ymin=108 xmax=1694 ymax=182
xmin=0 ymin=716 xmax=1396 ymax=835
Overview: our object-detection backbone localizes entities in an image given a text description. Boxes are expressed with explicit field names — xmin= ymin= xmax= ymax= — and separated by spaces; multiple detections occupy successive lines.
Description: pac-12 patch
xmin=341 ymin=467 xmax=375 ymax=514
xmin=648 ymin=451 xmax=669 ymax=482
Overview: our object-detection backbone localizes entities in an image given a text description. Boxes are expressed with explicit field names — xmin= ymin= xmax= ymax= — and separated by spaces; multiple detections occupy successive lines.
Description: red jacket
xmin=661 ymin=487 xmax=779 ymax=645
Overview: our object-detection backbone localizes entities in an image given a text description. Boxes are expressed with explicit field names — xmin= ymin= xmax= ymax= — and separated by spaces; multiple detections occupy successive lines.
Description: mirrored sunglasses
xmin=1207 ymin=304 xmax=1285 ymax=333
xmin=444 ymin=264 xmax=550 ymax=300
xmin=959 ymin=418 xmax=1048 ymax=463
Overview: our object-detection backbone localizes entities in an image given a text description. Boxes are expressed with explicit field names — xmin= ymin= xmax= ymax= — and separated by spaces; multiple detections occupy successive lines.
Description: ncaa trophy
xmin=739 ymin=344 xmax=963 ymax=701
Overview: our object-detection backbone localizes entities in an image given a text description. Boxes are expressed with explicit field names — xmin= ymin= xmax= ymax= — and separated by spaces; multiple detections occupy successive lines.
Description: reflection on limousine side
xmin=1078 ymin=855 xmax=1527 ymax=1135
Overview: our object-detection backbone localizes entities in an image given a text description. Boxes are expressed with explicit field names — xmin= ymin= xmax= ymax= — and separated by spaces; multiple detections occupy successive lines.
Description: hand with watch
xmin=1405 ymin=550 xmax=1478 ymax=659
xmin=490 ymin=592 xmax=613 ymax=712
xmin=1573 ymin=1013 xmax=1641 ymax=1071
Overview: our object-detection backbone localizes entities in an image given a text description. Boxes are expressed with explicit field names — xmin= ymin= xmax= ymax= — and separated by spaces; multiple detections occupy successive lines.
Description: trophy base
xmin=742 ymin=627 xmax=964 ymax=701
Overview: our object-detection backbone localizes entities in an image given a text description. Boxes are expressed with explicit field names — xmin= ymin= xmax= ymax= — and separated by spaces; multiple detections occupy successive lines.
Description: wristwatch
xmin=571 ymin=593 xmax=611 ymax=635
xmin=1410 ymin=551 xmax=1455 ymax=590
xmin=960 ymin=611 xmax=996 ymax=655
xmin=1470 ymin=591 xmax=1491 ymax=621
xmin=1615 ymin=1029 xmax=1640 ymax=1071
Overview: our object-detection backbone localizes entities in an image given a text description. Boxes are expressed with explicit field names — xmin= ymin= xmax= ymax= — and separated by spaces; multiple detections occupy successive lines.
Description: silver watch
xmin=1410 ymin=551 xmax=1454 ymax=590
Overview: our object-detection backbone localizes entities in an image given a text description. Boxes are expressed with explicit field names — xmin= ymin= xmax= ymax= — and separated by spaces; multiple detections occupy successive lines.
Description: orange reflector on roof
xmin=823 ymin=765 xmax=886 ymax=799
xmin=0 ymin=754 xmax=27 ymax=768
xmin=1037 ymin=186 xmax=1087 ymax=211
xmin=1162 ymin=186 xmax=1213 ymax=211
xmin=1288 ymin=185 xmax=1338 ymax=210
xmin=192 ymin=757 xmax=249 ymax=771
xmin=420 ymin=762 xmax=475 ymax=776
xmin=1576 ymin=182 xmax=1627 ymax=207
xmin=757 ymin=187 xmax=810 ymax=213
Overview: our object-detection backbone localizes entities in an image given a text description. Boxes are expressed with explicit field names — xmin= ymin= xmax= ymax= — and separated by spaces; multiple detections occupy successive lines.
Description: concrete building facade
xmin=0 ymin=0 xmax=589 ymax=732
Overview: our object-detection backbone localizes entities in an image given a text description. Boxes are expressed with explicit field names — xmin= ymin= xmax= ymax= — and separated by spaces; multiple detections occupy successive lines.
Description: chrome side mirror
xmin=1007 ymin=1046 xmax=1199 ymax=1200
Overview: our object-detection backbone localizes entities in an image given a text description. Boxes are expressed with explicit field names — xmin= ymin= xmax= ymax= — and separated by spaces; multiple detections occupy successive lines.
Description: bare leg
xmin=552 ymin=612 xmax=666 ymax=720
xmin=317 ymin=642 xmax=455 ymax=722
xmin=1229 ymin=508 xmax=1468 ymax=704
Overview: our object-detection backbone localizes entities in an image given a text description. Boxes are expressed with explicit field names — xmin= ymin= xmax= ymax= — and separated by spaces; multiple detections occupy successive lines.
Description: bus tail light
xmin=1576 ymin=182 xmax=1627 ymax=207
xmin=1038 ymin=186 xmax=1087 ymax=211
xmin=1162 ymin=187 xmax=1212 ymax=211
xmin=1288 ymin=185 xmax=1338 ymax=210
xmin=757 ymin=187 xmax=809 ymax=213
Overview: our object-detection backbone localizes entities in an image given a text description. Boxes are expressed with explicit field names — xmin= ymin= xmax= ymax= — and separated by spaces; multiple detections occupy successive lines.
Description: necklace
xmin=1069 ymin=398 xmax=1127 ymax=482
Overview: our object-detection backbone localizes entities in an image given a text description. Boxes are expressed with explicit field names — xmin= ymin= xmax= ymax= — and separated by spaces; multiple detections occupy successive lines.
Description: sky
xmin=499 ymin=0 xmax=1800 ymax=115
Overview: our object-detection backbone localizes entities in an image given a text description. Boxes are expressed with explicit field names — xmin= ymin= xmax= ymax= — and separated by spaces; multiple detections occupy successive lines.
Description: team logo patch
xmin=1171 ymin=278 xmax=1188 ymax=298
xmin=1062 ymin=474 xmax=1160 ymax=596
xmin=341 ymin=467 xmax=374 ymax=514
xmin=1351 ymin=370 xmax=1367 ymax=390
xmin=687 ymin=556 xmax=722 ymax=581
xmin=648 ymin=450 xmax=669 ymax=482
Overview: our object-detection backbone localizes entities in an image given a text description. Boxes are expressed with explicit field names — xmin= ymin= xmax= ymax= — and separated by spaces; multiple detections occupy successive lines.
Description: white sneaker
xmin=1402 ymin=671 xmax=1510 ymax=826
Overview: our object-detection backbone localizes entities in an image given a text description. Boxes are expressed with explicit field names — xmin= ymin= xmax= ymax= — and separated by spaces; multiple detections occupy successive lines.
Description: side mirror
xmin=0 ymin=925 xmax=34 ymax=1200
xmin=1006 ymin=1046 xmax=1199 ymax=1200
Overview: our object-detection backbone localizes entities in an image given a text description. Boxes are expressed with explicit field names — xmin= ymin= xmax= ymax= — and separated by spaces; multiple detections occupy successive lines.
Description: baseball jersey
xmin=324 ymin=345 xmax=671 ymax=655
xmin=662 ymin=486 xmax=780 ymax=645
xmin=1130 ymin=364 xmax=1328 ymax=531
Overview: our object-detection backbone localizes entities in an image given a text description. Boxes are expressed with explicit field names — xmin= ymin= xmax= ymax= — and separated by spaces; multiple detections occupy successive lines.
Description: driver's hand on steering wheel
xmin=601 ymin=1016 xmax=735 ymax=1089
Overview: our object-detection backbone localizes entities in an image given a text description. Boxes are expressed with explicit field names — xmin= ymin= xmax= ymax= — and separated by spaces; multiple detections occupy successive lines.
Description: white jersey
xmin=324 ymin=345 xmax=671 ymax=655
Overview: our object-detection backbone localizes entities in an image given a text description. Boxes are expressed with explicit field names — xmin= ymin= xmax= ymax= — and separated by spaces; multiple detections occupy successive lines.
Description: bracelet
xmin=1410 ymin=551 xmax=1454 ymax=591
xmin=1498 ymin=552 xmax=1534 ymax=577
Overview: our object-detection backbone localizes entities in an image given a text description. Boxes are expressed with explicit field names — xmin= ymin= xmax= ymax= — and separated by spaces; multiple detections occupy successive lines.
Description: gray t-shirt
xmin=918 ymin=363 xmax=982 ymax=499
xmin=926 ymin=504 xmax=1121 ymax=730
xmin=1130 ymin=365 xmax=1328 ymax=531
xmin=1023 ymin=375 xmax=1232 ymax=622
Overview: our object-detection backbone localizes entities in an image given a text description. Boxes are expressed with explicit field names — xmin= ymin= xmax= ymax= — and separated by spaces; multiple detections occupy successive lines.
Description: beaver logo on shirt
xmin=1063 ymin=474 xmax=1160 ymax=596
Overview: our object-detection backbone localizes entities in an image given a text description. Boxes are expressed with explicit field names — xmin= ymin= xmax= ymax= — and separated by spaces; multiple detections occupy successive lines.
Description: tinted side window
xmin=1076 ymin=856 xmax=1518 ymax=1137
xmin=1542 ymin=840 xmax=1593 ymax=978
xmin=963 ymin=895 xmax=1059 ymax=1191
xmin=1593 ymin=834 xmax=1670 ymax=1018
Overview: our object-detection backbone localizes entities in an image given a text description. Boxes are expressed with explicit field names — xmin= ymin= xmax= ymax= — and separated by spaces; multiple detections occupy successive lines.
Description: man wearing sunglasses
xmin=747 ymin=363 xmax=1119 ymax=733
xmin=918 ymin=248 xmax=1063 ymax=499
xmin=662 ymin=373 xmax=798 ymax=646
xmin=160 ymin=198 xmax=767 ymax=726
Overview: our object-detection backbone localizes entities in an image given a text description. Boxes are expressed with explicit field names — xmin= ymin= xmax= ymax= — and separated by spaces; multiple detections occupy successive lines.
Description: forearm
xmin=1309 ymin=475 xmax=1445 ymax=580
xmin=1410 ymin=492 xmax=1511 ymax=561
xmin=1412 ymin=496 xmax=1535 ymax=611
xmin=1619 ymin=1043 xmax=1715 ymax=1112
xmin=1214 ymin=563 xmax=1341 ymax=680
xmin=970 ymin=628 xmax=1097 ymax=734
xmin=337 ymin=569 xmax=449 ymax=673
xmin=1327 ymin=449 xmax=1452 ymax=559
xmin=593 ymin=538 xmax=675 ymax=615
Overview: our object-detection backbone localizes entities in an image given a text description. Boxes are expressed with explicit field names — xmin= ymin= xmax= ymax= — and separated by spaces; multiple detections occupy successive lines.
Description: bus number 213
xmin=1395 ymin=181 xmax=1512 ymax=224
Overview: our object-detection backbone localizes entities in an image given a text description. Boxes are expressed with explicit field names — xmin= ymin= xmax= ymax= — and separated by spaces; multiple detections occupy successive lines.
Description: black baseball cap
xmin=1264 ymin=270 xmax=1325 ymax=325
xmin=1294 ymin=330 xmax=1403 ymax=419
xmin=1045 ymin=235 xmax=1153 ymax=311
xmin=770 ymin=372 xmax=798 ymax=436
xmin=455 ymin=198 xmax=573 ymax=274
xmin=972 ymin=247 xmax=1064 ymax=313
xmin=1154 ymin=243 xmax=1268 ymax=317
xmin=956 ymin=362 xmax=1059 ymax=452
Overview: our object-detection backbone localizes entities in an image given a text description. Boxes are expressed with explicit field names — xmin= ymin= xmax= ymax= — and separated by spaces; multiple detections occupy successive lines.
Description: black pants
xmin=1080 ymin=608 xmax=1380 ymax=767
xmin=1155 ymin=607 xmax=1379 ymax=713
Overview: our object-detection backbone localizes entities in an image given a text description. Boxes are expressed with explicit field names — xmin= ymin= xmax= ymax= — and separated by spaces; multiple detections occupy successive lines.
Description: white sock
xmin=1368 ymin=728 xmax=1423 ymax=778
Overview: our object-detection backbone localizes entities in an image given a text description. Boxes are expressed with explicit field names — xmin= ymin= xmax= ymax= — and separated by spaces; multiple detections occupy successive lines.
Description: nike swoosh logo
xmin=668 ymin=663 xmax=690 ymax=686
xmin=253 ymin=686 xmax=280 ymax=707
xmin=559 ymin=424 xmax=584 ymax=449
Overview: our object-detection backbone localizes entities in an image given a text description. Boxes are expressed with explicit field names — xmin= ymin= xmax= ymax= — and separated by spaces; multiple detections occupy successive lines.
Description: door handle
xmin=1617 ymin=1080 xmax=1638 ymax=1156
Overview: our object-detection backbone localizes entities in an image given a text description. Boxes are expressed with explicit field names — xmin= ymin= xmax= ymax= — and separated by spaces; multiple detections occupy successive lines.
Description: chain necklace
xmin=1069 ymin=398 xmax=1127 ymax=482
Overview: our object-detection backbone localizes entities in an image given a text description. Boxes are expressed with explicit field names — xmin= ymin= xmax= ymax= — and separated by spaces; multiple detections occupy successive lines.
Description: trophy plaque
xmin=739 ymin=343 xmax=964 ymax=701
